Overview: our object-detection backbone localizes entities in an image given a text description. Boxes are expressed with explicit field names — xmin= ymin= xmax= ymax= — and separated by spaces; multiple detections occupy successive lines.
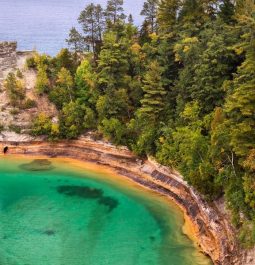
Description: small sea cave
xmin=3 ymin=146 xmax=8 ymax=154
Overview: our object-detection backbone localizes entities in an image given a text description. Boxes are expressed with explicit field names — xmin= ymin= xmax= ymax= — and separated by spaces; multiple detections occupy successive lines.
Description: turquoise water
xmin=0 ymin=0 xmax=144 ymax=55
xmin=0 ymin=157 xmax=212 ymax=265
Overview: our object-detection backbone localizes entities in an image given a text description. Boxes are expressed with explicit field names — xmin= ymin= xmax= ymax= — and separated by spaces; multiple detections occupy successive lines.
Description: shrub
xmin=9 ymin=108 xmax=19 ymax=115
xmin=22 ymin=99 xmax=37 ymax=109
xmin=26 ymin=56 xmax=37 ymax=69
xmin=8 ymin=124 xmax=22 ymax=134
xmin=16 ymin=69 xmax=23 ymax=79
xmin=31 ymin=113 xmax=52 ymax=136
xmin=4 ymin=73 xmax=26 ymax=106
xmin=98 ymin=118 xmax=126 ymax=145
xmin=35 ymin=66 xmax=50 ymax=94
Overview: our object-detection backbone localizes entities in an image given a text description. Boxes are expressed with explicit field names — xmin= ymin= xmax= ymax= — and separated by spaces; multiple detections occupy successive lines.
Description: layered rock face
xmin=0 ymin=42 xmax=17 ymax=83
xmin=0 ymin=136 xmax=250 ymax=265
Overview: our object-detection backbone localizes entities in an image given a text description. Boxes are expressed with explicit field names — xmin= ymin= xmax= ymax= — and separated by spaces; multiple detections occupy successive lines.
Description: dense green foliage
xmin=4 ymin=72 xmax=25 ymax=106
xmin=29 ymin=0 xmax=255 ymax=247
xmin=4 ymin=72 xmax=36 ymax=110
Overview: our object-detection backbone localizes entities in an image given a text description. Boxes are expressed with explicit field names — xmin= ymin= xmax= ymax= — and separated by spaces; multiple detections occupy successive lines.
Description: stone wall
xmin=0 ymin=41 xmax=17 ymax=82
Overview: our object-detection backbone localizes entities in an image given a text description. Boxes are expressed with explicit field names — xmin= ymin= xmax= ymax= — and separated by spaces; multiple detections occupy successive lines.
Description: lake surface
xmin=0 ymin=156 xmax=212 ymax=265
xmin=0 ymin=0 xmax=144 ymax=55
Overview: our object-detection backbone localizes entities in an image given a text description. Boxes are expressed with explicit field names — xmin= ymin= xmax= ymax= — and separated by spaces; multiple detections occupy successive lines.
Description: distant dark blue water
xmin=0 ymin=0 xmax=144 ymax=55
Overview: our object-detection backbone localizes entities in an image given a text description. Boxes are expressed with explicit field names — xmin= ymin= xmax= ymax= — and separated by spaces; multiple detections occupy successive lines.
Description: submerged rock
xmin=57 ymin=185 xmax=118 ymax=212
xmin=57 ymin=185 xmax=103 ymax=199
xmin=43 ymin=230 xmax=55 ymax=236
xmin=98 ymin=196 xmax=119 ymax=212
xmin=20 ymin=159 xmax=54 ymax=171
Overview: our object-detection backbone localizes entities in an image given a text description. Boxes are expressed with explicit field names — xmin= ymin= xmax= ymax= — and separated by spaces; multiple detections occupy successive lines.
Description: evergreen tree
xmin=59 ymin=101 xmax=88 ymax=139
xmin=78 ymin=3 xmax=105 ymax=61
xmin=174 ymin=21 xmax=240 ymax=113
xmin=54 ymin=48 xmax=75 ymax=74
xmin=97 ymin=31 xmax=130 ymax=93
xmin=140 ymin=0 xmax=159 ymax=33
xmin=139 ymin=61 xmax=166 ymax=121
xmin=75 ymin=59 xmax=96 ymax=104
xmin=128 ymin=14 xmax=134 ymax=24
xmin=104 ymin=0 xmax=126 ymax=26
xmin=139 ymin=20 xmax=151 ymax=44
xmin=56 ymin=68 xmax=74 ymax=102
xmin=66 ymin=27 xmax=86 ymax=53
xmin=4 ymin=73 xmax=25 ymax=106
xmin=219 ymin=0 xmax=236 ymax=24
xmin=157 ymin=0 xmax=180 ymax=32
xmin=35 ymin=66 xmax=50 ymax=95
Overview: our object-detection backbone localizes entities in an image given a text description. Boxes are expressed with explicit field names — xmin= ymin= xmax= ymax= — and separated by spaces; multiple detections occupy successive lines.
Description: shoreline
xmin=0 ymin=137 xmax=242 ymax=264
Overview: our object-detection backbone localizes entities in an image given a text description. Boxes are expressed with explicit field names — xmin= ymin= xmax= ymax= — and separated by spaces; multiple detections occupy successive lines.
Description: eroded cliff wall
xmin=0 ymin=41 xmax=17 ymax=83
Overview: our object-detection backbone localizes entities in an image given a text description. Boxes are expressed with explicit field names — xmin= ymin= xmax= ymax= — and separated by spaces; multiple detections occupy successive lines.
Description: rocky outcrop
xmin=0 ymin=131 xmax=35 ymax=142
xmin=0 ymin=42 xmax=17 ymax=83
xmin=0 ymin=44 xmax=57 ymax=132
xmin=0 ymin=136 xmax=252 ymax=264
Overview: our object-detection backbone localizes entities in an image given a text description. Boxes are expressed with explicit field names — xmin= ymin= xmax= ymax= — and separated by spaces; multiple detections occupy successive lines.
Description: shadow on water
xmin=19 ymin=159 xmax=55 ymax=171
xmin=57 ymin=185 xmax=119 ymax=212
xmin=42 ymin=229 xmax=55 ymax=236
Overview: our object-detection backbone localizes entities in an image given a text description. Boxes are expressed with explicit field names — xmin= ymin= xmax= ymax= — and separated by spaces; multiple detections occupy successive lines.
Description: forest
xmin=5 ymin=0 xmax=255 ymax=247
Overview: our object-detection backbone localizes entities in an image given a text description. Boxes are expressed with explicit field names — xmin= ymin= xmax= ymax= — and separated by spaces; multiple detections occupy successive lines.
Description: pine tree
xmin=158 ymin=0 xmax=181 ymax=32
xmin=97 ymin=31 xmax=130 ymax=92
xmin=96 ymin=29 xmax=132 ymax=122
xmin=139 ymin=20 xmax=151 ymax=44
xmin=4 ymin=73 xmax=25 ymax=106
xmin=78 ymin=3 xmax=104 ymax=61
xmin=128 ymin=14 xmax=134 ymax=24
xmin=56 ymin=68 xmax=74 ymax=102
xmin=104 ymin=0 xmax=126 ymax=26
xmin=219 ymin=0 xmax=236 ymax=24
xmin=139 ymin=61 xmax=166 ymax=120
xmin=35 ymin=66 xmax=50 ymax=95
xmin=178 ymin=0 xmax=207 ymax=25
xmin=140 ymin=0 xmax=159 ymax=33
xmin=66 ymin=27 xmax=86 ymax=53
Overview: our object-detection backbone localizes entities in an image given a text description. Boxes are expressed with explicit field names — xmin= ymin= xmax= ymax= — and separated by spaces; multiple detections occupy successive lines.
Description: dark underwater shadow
xmin=19 ymin=159 xmax=55 ymax=171
xmin=57 ymin=185 xmax=119 ymax=212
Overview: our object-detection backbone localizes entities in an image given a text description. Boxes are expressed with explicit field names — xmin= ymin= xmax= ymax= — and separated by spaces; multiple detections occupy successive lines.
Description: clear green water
xmin=0 ymin=157 xmax=212 ymax=265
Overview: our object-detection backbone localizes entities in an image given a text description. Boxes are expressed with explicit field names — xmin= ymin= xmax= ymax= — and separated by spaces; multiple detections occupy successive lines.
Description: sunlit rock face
xmin=0 ymin=41 xmax=17 ymax=83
